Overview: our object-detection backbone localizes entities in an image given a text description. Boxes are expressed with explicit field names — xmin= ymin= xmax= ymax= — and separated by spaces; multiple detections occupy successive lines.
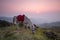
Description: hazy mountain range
xmin=0 ymin=16 xmax=13 ymax=23
xmin=0 ymin=16 xmax=60 ymax=28
xmin=39 ymin=22 xmax=60 ymax=28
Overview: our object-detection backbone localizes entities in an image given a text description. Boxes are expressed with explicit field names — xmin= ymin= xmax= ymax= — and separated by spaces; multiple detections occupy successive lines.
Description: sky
xmin=0 ymin=0 xmax=60 ymax=24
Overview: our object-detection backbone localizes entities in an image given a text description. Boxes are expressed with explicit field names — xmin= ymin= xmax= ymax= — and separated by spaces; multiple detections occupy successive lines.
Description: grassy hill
xmin=0 ymin=21 xmax=59 ymax=40
xmin=0 ymin=25 xmax=50 ymax=40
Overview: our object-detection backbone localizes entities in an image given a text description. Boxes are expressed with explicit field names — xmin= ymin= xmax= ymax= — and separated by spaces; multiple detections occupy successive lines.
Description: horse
xmin=13 ymin=15 xmax=35 ymax=34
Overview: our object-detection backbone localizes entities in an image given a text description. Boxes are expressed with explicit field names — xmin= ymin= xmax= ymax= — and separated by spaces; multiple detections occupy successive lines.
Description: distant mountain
xmin=0 ymin=16 xmax=60 ymax=28
xmin=0 ymin=16 xmax=13 ymax=23
xmin=39 ymin=22 xmax=60 ymax=28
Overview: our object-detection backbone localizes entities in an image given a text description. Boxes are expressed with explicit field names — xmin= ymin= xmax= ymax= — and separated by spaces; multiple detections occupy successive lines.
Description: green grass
xmin=0 ymin=26 xmax=49 ymax=40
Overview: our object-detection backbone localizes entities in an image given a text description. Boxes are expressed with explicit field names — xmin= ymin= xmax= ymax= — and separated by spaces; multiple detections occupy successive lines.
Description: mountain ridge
xmin=39 ymin=21 xmax=60 ymax=28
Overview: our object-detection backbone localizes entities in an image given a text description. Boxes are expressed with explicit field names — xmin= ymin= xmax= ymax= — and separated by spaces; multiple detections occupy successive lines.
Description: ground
xmin=0 ymin=25 xmax=50 ymax=40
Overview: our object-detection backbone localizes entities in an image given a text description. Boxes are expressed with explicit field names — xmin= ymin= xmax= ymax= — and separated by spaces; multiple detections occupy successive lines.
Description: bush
xmin=19 ymin=23 xmax=23 ymax=27
xmin=0 ymin=20 xmax=11 ymax=27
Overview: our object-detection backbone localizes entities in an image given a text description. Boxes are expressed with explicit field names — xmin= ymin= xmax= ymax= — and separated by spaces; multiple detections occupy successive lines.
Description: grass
xmin=0 ymin=25 xmax=50 ymax=40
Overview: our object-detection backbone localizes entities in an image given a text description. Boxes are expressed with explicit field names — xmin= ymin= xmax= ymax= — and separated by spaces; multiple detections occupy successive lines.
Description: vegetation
xmin=19 ymin=23 xmax=23 ymax=27
xmin=0 ymin=20 xmax=11 ymax=27
xmin=42 ymin=27 xmax=60 ymax=40
xmin=0 ymin=25 xmax=50 ymax=40
xmin=0 ymin=21 xmax=60 ymax=40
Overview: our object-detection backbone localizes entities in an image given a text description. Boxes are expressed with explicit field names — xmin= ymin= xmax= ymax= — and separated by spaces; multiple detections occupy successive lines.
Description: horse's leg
xmin=31 ymin=25 xmax=35 ymax=34
xmin=16 ymin=21 xmax=20 ymax=30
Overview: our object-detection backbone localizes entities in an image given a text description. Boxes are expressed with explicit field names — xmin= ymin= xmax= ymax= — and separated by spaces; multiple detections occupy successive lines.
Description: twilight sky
xmin=0 ymin=0 xmax=60 ymax=24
